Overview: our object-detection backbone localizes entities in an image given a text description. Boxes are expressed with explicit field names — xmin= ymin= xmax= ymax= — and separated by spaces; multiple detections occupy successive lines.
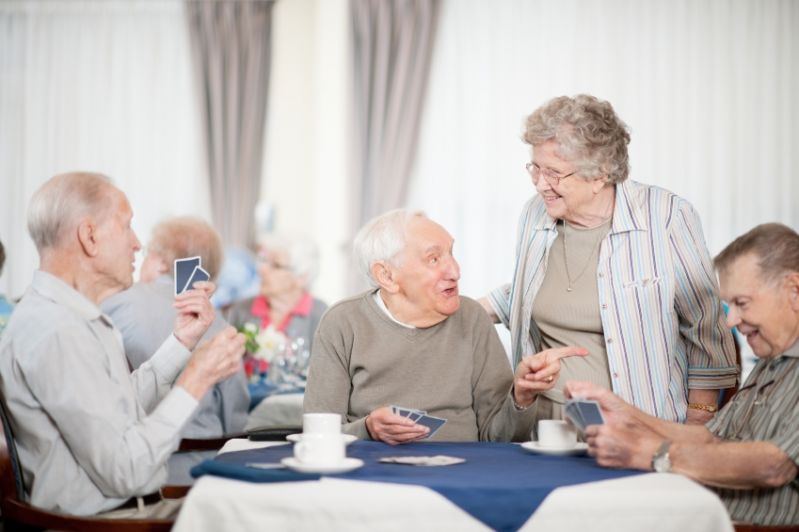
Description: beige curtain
xmin=186 ymin=0 xmax=275 ymax=248
xmin=350 ymin=0 xmax=441 ymax=232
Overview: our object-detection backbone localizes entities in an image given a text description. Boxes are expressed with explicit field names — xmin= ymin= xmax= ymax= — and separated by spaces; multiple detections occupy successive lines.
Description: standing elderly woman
xmin=483 ymin=94 xmax=737 ymax=425
xmin=226 ymin=234 xmax=327 ymax=351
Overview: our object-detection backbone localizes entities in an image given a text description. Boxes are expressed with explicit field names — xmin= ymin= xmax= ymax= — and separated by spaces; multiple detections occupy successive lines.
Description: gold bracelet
xmin=687 ymin=402 xmax=718 ymax=413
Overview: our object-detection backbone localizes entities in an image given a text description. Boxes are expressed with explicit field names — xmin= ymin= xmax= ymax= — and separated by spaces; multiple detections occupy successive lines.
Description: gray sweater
xmin=304 ymin=291 xmax=536 ymax=441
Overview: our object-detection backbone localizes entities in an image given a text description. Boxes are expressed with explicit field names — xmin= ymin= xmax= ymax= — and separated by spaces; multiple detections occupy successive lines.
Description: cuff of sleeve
xmin=344 ymin=417 xmax=372 ymax=441
xmin=687 ymin=367 xmax=739 ymax=389
xmin=155 ymin=386 xmax=200 ymax=430
xmin=487 ymin=287 xmax=511 ymax=328
xmin=149 ymin=334 xmax=193 ymax=384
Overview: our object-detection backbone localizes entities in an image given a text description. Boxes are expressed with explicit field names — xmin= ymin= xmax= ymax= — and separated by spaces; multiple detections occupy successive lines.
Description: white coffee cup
xmin=537 ymin=419 xmax=578 ymax=448
xmin=294 ymin=434 xmax=346 ymax=466
xmin=302 ymin=413 xmax=341 ymax=435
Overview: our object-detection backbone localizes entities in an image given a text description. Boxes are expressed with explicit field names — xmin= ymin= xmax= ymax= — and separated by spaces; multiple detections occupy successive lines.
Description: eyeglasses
xmin=525 ymin=162 xmax=577 ymax=187
xmin=257 ymin=254 xmax=291 ymax=271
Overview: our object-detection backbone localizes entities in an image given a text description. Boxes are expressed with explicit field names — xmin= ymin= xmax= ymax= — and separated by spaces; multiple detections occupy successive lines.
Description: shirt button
xmin=598 ymin=272 xmax=605 ymax=278
xmin=601 ymin=304 xmax=608 ymax=309
xmin=607 ymin=338 xmax=613 ymax=344
xmin=613 ymin=372 xmax=619 ymax=379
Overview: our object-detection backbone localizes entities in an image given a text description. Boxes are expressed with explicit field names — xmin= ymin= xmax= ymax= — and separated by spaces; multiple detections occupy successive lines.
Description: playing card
xmin=407 ymin=411 xmax=424 ymax=422
xmin=415 ymin=414 xmax=447 ymax=439
xmin=174 ymin=256 xmax=201 ymax=296
xmin=576 ymin=400 xmax=605 ymax=426
xmin=379 ymin=455 xmax=464 ymax=466
xmin=564 ymin=401 xmax=585 ymax=431
xmin=184 ymin=265 xmax=210 ymax=292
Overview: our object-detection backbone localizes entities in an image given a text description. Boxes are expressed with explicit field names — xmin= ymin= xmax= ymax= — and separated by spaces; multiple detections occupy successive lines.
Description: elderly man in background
xmin=566 ymin=223 xmax=799 ymax=527
xmin=304 ymin=209 xmax=587 ymax=444
xmin=0 ymin=172 xmax=245 ymax=517
xmin=102 ymin=216 xmax=249 ymax=483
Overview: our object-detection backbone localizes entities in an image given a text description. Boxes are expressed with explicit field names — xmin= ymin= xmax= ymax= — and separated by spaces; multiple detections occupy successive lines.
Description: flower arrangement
xmin=238 ymin=323 xmax=289 ymax=382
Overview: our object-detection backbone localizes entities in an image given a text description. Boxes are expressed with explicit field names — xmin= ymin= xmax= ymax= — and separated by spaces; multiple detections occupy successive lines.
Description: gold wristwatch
xmin=652 ymin=440 xmax=673 ymax=473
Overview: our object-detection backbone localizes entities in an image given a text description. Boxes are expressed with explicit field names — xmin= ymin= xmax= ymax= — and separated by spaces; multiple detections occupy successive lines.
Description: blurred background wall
xmin=1 ymin=0 xmax=797 ymax=318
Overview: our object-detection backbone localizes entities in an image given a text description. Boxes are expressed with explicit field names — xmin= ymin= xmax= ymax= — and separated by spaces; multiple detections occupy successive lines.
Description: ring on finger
xmin=546 ymin=375 xmax=554 ymax=383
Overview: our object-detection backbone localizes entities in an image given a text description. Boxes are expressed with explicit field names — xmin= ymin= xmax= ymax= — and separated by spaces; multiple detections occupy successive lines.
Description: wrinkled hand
xmin=173 ymin=281 xmax=216 ymax=351
xmin=177 ymin=326 xmax=246 ymax=400
xmin=512 ymin=346 xmax=589 ymax=408
xmin=564 ymin=381 xmax=632 ymax=426
xmin=365 ymin=407 xmax=429 ymax=445
xmin=583 ymin=419 xmax=660 ymax=470
xmin=565 ymin=381 xmax=661 ymax=470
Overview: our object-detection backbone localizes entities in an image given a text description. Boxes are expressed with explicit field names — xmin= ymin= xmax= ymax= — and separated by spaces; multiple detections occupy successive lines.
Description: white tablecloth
xmin=172 ymin=440 xmax=734 ymax=532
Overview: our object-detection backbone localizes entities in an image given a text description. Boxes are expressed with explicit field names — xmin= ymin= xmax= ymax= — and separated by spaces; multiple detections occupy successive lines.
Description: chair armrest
xmin=177 ymin=432 xmax=247 ymax=452
xmin=246 ymin=426 xmax=302 ymax=441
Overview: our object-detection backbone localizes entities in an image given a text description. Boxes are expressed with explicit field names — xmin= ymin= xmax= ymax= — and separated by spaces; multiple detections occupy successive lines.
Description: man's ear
xmin=785 ymin=272 xmax=799 ymax=311
xmin=76 ymin=220 xmax=99 ymax=257
xmin=371 ymin=261 xmax=398 ymax=293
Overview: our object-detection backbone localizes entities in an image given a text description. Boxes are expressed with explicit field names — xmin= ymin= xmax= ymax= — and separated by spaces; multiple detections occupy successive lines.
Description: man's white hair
xmin=353 ymin=209 xmax=426 ymax=288
xmin=27 ymin=172 xmax=114 ymax=253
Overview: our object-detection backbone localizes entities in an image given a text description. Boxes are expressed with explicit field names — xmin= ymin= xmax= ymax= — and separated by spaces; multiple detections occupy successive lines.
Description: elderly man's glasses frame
xmin=525 ymin=162 xmax=577 ymax=187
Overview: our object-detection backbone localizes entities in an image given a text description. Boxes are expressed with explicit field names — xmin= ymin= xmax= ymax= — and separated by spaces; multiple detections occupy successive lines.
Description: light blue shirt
xmin=0 ymin=294 xmax=13 ymax=337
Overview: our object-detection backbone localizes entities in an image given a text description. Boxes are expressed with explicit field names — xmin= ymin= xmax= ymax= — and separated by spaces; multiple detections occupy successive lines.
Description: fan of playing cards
xmin=174 ymin=256 xmax=210 ymax=296
xmin=563 ymin=398 xmax=605 ymax=432
xmin=391 ymin=405 xmax=447 ymax=439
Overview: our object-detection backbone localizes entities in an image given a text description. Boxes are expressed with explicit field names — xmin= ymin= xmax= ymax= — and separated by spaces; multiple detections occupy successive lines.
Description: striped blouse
xmin=488 ymin=180 xmax=738 ymax=422
xmin=707 ymin=342 xmax=799 ymax=525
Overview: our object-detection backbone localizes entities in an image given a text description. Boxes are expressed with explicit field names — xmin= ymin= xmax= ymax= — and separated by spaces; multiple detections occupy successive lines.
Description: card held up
xmin=185 ymin=265 xmax=210 ymax=292
xmin=174 ymin=256 xmax=201 ymax=296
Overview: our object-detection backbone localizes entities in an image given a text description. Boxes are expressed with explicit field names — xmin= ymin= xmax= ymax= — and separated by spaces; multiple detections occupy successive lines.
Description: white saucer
xmin=280 ymin=457 xmax=364 ymax=474
xmin=520 ymin=441 xmax=589 ymax=456
xmin=286 ymin=433 xmax=357 ymax=445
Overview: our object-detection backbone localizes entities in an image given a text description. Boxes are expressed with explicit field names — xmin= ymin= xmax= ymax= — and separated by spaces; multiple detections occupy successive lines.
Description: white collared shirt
xmin=372 ymin=290 xmax=416 ymax=329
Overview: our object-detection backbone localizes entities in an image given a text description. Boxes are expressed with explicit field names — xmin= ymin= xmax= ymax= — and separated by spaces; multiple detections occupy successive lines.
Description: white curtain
xmin=407 ymin=0 xmax=799 ymax=301
xmin=0 ymin=0 xmax=207 ymax=299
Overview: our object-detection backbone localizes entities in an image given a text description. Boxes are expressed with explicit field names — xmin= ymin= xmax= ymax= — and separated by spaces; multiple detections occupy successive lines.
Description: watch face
xmin=654 ymin=452 xmax=671 ymax=473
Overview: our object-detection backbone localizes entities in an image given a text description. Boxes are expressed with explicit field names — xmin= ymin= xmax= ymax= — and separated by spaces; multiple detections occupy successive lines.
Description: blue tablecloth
xmin=193 ymin=440 xmax=642 ymax=531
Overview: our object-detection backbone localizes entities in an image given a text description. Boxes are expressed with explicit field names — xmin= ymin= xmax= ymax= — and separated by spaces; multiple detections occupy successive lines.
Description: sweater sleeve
xmin=470 ymin=303 xmax=537 ymax=441
xmin=304 ymin=309 xmax=370 ymax=440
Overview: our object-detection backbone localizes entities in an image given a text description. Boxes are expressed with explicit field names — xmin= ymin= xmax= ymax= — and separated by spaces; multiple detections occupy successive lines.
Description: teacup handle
xmin=295 ymin=440 xmax=312 ymax=462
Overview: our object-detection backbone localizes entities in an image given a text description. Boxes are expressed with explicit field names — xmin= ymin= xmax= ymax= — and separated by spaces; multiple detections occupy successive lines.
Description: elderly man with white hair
xmin=0 ymin=172 xmax=245 ymax=517
xmin=304 ymin=209 xmax=587 ymax=444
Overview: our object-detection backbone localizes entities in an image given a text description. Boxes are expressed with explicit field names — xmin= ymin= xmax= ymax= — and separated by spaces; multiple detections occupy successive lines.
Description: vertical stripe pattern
xmin=488 ymin=180 xmax=738 ymax=421
xmin=707 ymin=343 xmax=799 ymax=525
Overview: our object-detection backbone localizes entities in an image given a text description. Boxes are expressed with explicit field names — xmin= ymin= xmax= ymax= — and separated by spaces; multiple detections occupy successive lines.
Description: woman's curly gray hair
xmin=523 ymin=94 xmax=631 ymax=184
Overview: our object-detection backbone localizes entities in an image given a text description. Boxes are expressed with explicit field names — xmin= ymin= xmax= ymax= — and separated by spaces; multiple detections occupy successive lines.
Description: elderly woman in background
xmin=226 ymin=234 xmax=327 ymax=353
xmin=483 ymin=94 xmax=737 ymax=425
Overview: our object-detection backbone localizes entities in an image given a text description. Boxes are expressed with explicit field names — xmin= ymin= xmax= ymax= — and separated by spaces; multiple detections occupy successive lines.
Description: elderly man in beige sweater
xmin=304 ymin=209 xmax=587 ymax=444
